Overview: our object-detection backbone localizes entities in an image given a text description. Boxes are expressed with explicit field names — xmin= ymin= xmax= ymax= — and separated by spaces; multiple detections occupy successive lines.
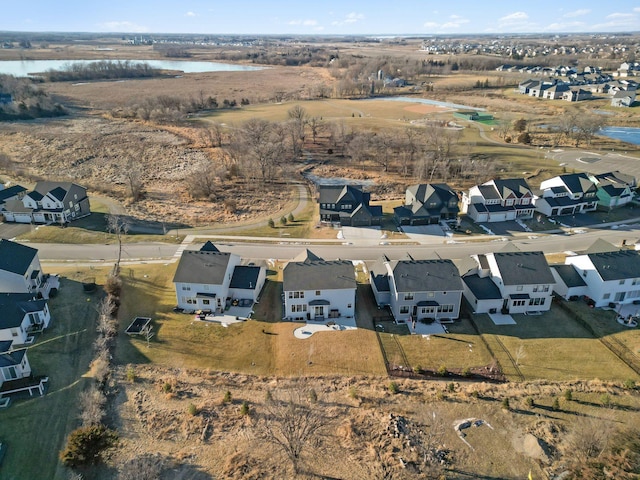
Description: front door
xmin=314 ymin=306 xmax=324 ymax=318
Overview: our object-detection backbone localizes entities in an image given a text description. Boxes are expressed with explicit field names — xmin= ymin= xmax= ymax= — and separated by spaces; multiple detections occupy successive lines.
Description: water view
xmin=371 ymin=96 xmax=485 ymax=111
xmin=0 ymin=59 xmax=263 ymax=77
xmin=598 ymin=126 xmax=640 ymax=146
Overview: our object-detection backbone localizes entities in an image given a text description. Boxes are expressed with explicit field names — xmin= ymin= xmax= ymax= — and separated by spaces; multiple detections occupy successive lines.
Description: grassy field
xmin=0 ymin=267 xmax=105 ymax=480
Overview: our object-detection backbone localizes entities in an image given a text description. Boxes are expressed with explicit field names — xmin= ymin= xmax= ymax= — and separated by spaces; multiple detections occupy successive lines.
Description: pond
xmin=0 ymin=59 xmax=263 ymax=77
xmin=598 ymin=126 xmax=640 ymax=146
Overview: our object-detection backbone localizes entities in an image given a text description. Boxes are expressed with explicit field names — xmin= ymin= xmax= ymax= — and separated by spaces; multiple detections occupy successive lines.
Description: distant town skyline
xmin=2 ymin=1 xmax=640 ymax=36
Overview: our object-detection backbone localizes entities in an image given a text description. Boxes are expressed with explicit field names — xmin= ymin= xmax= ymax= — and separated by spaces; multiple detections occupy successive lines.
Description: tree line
xmin=0 ymin=74 xmax=66 ymax=120
xmin=42 ymin=60 xmax=163 ymax=82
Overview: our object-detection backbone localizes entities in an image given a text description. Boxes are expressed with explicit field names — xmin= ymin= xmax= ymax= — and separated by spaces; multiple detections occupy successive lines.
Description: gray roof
xmin=173 ymin=250 xmax=233 ymax=285
xmin=391 ymin=259 xmax=463 ymax=293
xmin=0 ymin=239 xmax=37 ymax=276
xmin=283 ymin=260 xmax=355 ymax=291
xmin=370 ymin=255 xmax=391 ymax=292
xmin=0 ymin=185 xmax=26 ymax=203
xmin=0 ymin=349 xmax=26 ymax=368
xmin=551 ymin=264 xmax=587 ymax=288
xmin=463 ymin=274 xmax=502 ymax=300
xmin=229 ymin=266 xmax=261 ymax=290
xmin=584 ymin=239 xmax=619 ymax=254
xmin=587 ymin=250 xmax=640 ymax=282
xmin=200 ymin=241 xmax=220 ymax=252
xmin=33 ymin=181 xmax=87 ymax=202
xmin=318 ymin=184 xmax=366 ymax=205
xmin=292 ymin=249 xmax=323 ymax=263
xmin=492 ymin=251 xmax=554 ymax=286
xmin=557 ymin=173 xmax=597 ymax=195
xmin=491 ymin=178 xmax=533 ymax=199
xmin=0 ymin=293 xmax=46 ymax=330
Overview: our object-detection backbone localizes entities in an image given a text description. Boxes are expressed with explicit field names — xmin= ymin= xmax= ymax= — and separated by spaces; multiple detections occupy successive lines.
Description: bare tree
xmin=235 ymin=118 xmax=286 ymax=183
xmin=124 ymin=158 xmax=144 ymax=202
xmin=564 ymin=415 xmax=614 ymax=468
xmin=202 ymin=123 xmax=225 ymax=148
xmin=573 ymin=114 xmax=606 ymax=147
xmin=329 ymin=120 xmax=348 ymax=156
xmin=106 ymin=214 xmax=130 ymax=273
xmin=308 ymin=116 xmax=323 ymax=144
xmin=287 ymin=105 xmax=308 ymax=159
xmin=188 ymin=162 xmax=223 ymax=199
xmin=117 ymin=454 xmax=165 ymax=480
xmin=257 ymin=390 xmax=331 ymax=475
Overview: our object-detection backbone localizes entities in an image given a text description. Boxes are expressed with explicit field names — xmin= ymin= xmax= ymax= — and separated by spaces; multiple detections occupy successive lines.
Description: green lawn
xmin=0 ymin=269 xmax=102 ymax=480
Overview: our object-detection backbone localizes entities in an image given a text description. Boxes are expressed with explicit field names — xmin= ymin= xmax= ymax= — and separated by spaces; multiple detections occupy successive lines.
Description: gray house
xmin=394 ymin=183 xmax=459 ymax=226
xmin=318 ymin=185 xmax=382 ymax=227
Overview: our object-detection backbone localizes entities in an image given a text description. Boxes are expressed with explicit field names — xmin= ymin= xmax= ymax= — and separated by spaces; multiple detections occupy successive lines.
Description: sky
xmin=2 ymin=1 xmax=640 ymax=35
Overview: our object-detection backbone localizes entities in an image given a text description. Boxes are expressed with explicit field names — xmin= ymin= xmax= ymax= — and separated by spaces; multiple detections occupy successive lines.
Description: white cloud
xmin=288 ymin=19 xmax=318 ymax=26
xmin=423 ymin=14 xmax=469 ymax=31
xmin=99 ymin=21 xmax=149 ymax=33
xmin=332 ymin=12 xmax=364 ymax=26
xmin=499 ymin=11 xmax=529 ymax=24
xmin=606 ymin=12 xmax=635 ymax=20
xmin=591 ymin=11 xmax=638 ymax=29
xmin=564 ymin=9 xmax=590 ymax=18
xmin=635 ymin=7 xmax=640 ymax=13
xmin=185 ymin=11 xmax=197 ymax=17
xmin=544 ymin=21 xmax=587 ymax=31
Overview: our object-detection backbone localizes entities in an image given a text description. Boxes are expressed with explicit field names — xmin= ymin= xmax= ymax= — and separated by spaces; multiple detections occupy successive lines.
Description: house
xmin=563 ymin=87 xmax=592 ymax=102
xmin=564 ymin=241 xmax=640 ymax=307
xmin=462 ymin=247 xmax=555 ymax=314
xmin=173 ymin=243 xmax=265 ymax=312
xmin=0 ymin=239 xmax=58 ymax=299
xmin=283 ymin=252 xmax=356 ymax=321
xmin=318 ymin=185 xmax=383 ymax=227
xmin=1 ymin=181 xmax=90 ymax=224
xmin=588 ymin=171 xmax=636 ymax=209
xmin=0 ymin=341 xmax=31 ymax=387
xmin=369 ymin=254 xmax=463 ymax=323
xmin=0 ymin=184 xmax=27 ymax=208
xmin=393 ymin=183 xmax=459 ymax=226
xmin=535 ymin=173 xmax=598 ymax=216
xmin=0 ymin=293 xmax=51 ymax=346
xmin=611 ymin=89 xmax=636 ymax=107
xmin=550 ymin=264 xmax=589 ymax=300
xmin=462 ymin=178 xmax=535 ymax=223
xmin=542 ymin=83 xmax=570 ymax=100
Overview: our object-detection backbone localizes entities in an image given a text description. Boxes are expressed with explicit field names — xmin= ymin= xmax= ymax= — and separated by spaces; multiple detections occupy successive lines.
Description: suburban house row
xmin=173 ymin=239 xmax=640 ymax=326
xmin=316 ymin=171 xmax=636 ymax=228
xmin=0 ymin=239 xmax=58 ymax=402
xmin=0 ymin=181 xmax=90 ymax=225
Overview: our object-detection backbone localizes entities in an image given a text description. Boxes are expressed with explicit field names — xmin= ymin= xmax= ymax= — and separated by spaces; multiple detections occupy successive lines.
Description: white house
xmin=0 ymin=293 xmax=51 ymax=346
xmin=564 ymin=243 xmax=640 ymax=307
xmin=283 ymin=252 xmax=356 ymax=321
xmin=370 ymin=254 xmax=463 ymax=323
xmin=1 ymin=181 xmax=90 ymax=224
xmin=462 ymin=247 xmax=555 ymax=314
xmin=535 ymin=173 xmax=598 ymax=216
xmin=611 ymin=89 xmax=636 ymax=107
xmin=0 ymin=239 xmax=58 ymax=299
xmin=588 ymin=171 xmax=636 ymax=209
xmin=0 ymin=342 xmax=31 ymax=386
xmin=172 ymin=242 xmax=265 ymax=312
xmin=550 ymin=264 xmax=589 ymax=300
xmin=462 ymin=178 xmax=534 ymax=223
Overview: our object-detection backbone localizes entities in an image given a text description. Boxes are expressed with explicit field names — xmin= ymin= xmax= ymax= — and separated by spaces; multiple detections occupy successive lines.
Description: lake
xmin=0 ymin=59 xmax=263 ymax=77
xmin=370 ymin=96 xmax=486 ymax=111
xmin=598 ymin=126 xmax=640 ymax=146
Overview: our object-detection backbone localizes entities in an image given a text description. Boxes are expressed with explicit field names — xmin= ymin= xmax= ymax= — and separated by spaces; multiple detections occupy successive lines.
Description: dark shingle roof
xmin=492 ymin=178 xmax=533 ymax=199
xmin=558 ymin=173 xmax=597 ymax=194
xmin=493 ymin=251 xmax=554 ymax=285
xmin=229 ymin=266 xmax=261 ymax=290
xmin=463 ymin=274 xmax=502 ymax=300
xmin=48 ymin=186 xmax=67 ymax=202
xmin=0 ymin=185 xmax=26 ymax=203
xmin=283 ymin=260 xmax=355 ymax=291
xmin=370 ymin=255 xmax=391 ymax=292
xmin=584 ymin=239 xmax=619 ymax=254
xmin=0 ymin=293 xmax=46 ymax=330
xmin=587 ymin=250 xmax=640 ymax=282
xmin=0 ymin=349 xmax=26 ymax=368
xmin=318 ymin=185 xmax=365 ymax=205
xmin=292 ymin=249 xmax=323 ymax=263
xmin=199 ymin=241 xmax=220 ymax=252
xmin=0 ymin=239 xmax=37 ymax=276
xmin=391 ymin=259 xmax=463 ymax=292
xmin=551 ymin=264 xmax=587 ymax=288
xmin=173 ymin=251 xmax=233 ymax=285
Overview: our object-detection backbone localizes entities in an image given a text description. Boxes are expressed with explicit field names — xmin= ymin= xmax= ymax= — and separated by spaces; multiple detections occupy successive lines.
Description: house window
xmin=633 ymin=279 xmax=640 ymax=286
xmin=347 ymin=303 xmax=352 ymax=309
xmin=400 ymin=306 xmax=409 ymax=314
xmin=427 ymin=292 xmax=435 ymax=297
xmin=291 ymin=305 xmax=307 ymax=313
xmin=533 ymin=286 xmax=539 ymax=292
xmin=316 ymin=290 xmax=321 ymax=296
xmin=202 ymin=299 xmax=210 ymax=305
xmin=516 ymin=285 xmax=524 ymax=291
xmin=437 ymin=304 xmax=454 ymax=313
xmin=182 ymin=285 xmax=191 ymax=291
xmin=603 ymin=293 xmax=611 ymax=300
xmin=619 ymin=279 xmax=626 ymax=285
xmin=404 ymin=293 xmax=414 ymax=301
xmin=289 ymin=291 xmax=305 ymax=299
xmin=543 ymin=285 xmax=549 ymax=292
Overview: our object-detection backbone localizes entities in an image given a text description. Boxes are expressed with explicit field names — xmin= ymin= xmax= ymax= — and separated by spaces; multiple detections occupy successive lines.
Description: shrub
xmin=600 ymin=393 xmax=612 ymax=408
xmin=436 ymin=391 xmax=446 ymax=401
xmin=268 ymin=218 xmax=275 ymax=228
xmin=60 ymin=425 xmax=118 ymax=469
xmin=437 ymin=364 xmax=448 ymax=377
xmin=280 ymin=216 xmax=287 ymax=226
xmin=526 ymin=397 xmax=534 ymax=408
xmin=308 ymin=389 xmax=318 ymax=404
xmin=125 ymin=366 xmax=136 ymax=383
xmin=517 ymin=132 xmax=532 ymax=144
xmin=104 ymin=273 xmax=123 ymax=297
xmin=287 ymin=213 xmax=294 ymax=222
xmin=388 ymin=381 xmax=399 ymax=394
xmin=223 ymin=390 xmax=232 ymax=404
xmin=413 ymin=364 xmax=423 ymax=374
xmin=552 ymin=397 xmax=560 ymax=411
xmin=623 ymin=379 xmax=636 ymax=390
xmin=470 ymin=390 xmax=480 ymax=399
xmin=501 ymin=397 xmax=510 ymax=410
xmin=240 ymin=401 xmax=250 ymax=416
xmin=264 ymin=389 xmax=273 ymax=402
xmin=187 ymin=403 xmax=198 ymax=416
xmin=162 ymin=382 xmax=172 ymax=393
xmin=564 ymin=389 xmax=573 ymax=401
xmin=447 ymin=382 xmax=456 ymax=393
xmin=348 ymin=386 xmax=358 ymax=399
xmin=462 ymin=367 xmax=472 ymax=377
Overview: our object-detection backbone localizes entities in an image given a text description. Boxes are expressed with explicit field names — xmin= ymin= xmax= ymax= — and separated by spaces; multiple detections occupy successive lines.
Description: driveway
xmin=401 ymin=225 xmax=448 ymax=244
xmin=0 ymin=222 xmax=33 ymax=239
xmin=477 ymin=221 xmax=527 ymax=236
xmin=340 ymin=226 xmax=383 ymax=240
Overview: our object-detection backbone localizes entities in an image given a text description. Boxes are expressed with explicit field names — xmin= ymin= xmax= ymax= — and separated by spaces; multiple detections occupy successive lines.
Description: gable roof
xmin=557 ymin=173 xmax=597 ymax=194
xmin=490 ymin=178 xmax=533 ymax=199
xmin=173 ymin=250 xmax=234 ymax=285
xmin=318 ymin=185 xmax=366 ymax=205
xmin=0 ymin=349 xmax=26 ymax=368
xmin=292 ymin=249 xmax=323 ymax=263
xmin=0 ymin=239 xmax=38 ymax=276
xmin=584 ymin=239 xmax=619 ymax=254
xmin=551 ymin=264 xmax=587 ymax=288
xmin=283 ymin=260 xmax=355 ymax=291
xmin=390 ymin=259 xmax=463 ymax=292
xmin=407 ymin=183 xmax=458 ymax=204
xmin=0 ymin=293 xmax=46 ymax=330
xmin=229 ymin=266 xmax=261 ymax=290
xmin=463 ymin=274 xmax=503 ymax=300
xmin=594 ymin=171 xmax=636 ymax=187
xmin=0 ymin=185 xmax=26 ymax=203
xmin=587 ymin=250 xmax=640 ymax=282
xmin=199 ymin=241 xmax=220 ymax=252
xmin=370 ymin=255 xmax=391 ymax=292
xmin=492 ymin=251 xmax=554 ymax=285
